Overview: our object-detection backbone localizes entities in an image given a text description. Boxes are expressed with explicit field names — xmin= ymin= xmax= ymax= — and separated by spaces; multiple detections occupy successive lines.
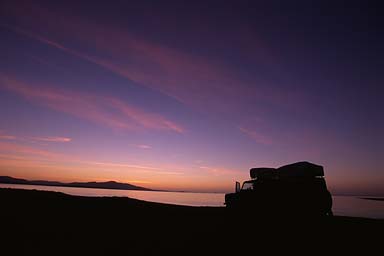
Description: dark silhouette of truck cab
xmin=225 ymin=161 xmax=333 ymax=216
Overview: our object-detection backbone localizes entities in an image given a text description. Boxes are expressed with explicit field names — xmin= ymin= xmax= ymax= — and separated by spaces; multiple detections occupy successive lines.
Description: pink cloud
xmin=30 ymin=136 xmax=72 ymax=143
xmin=1 ymin=3 xmax=303 ymax=114
xmin=199 ymin=166 xmax=240 ymax=176
xmin=0 ymin=131 xmax=16 ymax=140
xmin=0 ymin=140 xmax=185 ymax=176
xmin=0 ymin=135 xmax=16 ymax=140
xmin=136 ymin=144 xmax=152 ymax=149
xmin=238 ymin=126 xmax=274 ymax=145
xmin=107 ymin=98 xmax=184 ymax=133
xmin=0 ymin=141 xmax=61 ymax=159
xmin=0 ymin=74 xmax=184 ymax=133
xmin=0 ymin=130 xmax=72 ymax=143
xmin=87 ymin=161 xmax=184 ymax=175
xmin=5 ymin=24 xmax=235 ymax=108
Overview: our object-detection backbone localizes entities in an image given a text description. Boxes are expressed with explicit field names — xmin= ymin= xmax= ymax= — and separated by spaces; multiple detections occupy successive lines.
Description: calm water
xmin=1 ymin=183 xmax=383 ymax=219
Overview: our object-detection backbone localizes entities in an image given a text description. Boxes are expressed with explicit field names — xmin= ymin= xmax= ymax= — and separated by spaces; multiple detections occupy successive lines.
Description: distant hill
xmin=0 ymin=176 xmax=153 ymax=191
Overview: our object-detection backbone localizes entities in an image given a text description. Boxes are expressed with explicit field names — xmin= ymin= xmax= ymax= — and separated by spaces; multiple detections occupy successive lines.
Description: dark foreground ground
xmin=1 ymin=188 xmax=383 ymax=255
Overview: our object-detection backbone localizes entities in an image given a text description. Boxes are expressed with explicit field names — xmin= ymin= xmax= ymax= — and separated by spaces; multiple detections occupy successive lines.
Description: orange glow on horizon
xmin=0 ymin=140 xmax=241 ymax=192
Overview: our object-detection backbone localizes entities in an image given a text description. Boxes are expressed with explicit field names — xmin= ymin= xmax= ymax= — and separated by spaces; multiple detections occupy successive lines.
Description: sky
xmin=0 ymin=0 xmax=382 ymax=194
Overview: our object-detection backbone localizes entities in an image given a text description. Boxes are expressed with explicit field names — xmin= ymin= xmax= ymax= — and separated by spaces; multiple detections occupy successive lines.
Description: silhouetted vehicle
xmin=225 ymin=161 xmax=333 ymax=216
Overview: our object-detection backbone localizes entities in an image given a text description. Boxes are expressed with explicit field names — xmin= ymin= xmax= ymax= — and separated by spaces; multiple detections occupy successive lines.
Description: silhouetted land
xmin=361 ymin=197 xmax=384 ymax=201
xmin=1 ymin=188 xmax=383 ymax=255
xmin=0 ymin=176 xmax=153 ymax=191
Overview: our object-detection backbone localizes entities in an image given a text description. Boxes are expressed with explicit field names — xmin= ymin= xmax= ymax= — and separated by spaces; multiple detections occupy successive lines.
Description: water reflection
xmin=0 ymin=183 xmax=383 ymax=219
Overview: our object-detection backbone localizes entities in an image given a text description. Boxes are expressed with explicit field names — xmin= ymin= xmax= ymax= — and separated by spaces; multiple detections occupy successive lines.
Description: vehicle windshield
xmin=241 ymin=182 xmax=253 ymax=190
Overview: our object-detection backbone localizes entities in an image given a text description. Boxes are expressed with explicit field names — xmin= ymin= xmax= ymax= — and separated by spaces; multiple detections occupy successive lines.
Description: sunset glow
xmin=0 ymin=1 xmax=382 ymax=195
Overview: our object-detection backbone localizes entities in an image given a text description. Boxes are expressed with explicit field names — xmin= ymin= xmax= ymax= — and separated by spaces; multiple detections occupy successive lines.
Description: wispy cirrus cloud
xmin=199 ymin=166 xmax=240 ymax=176
xmin=1 ymin=3 xmax=302 ymax=114
xmin=87 ymin=161 xmax=184 ymax=176
xmin=136 ymin=144 xmax=152 ymax=149
xmin=0 ymin=74 xmax=184 ymax=133
xmin=0 ymin=141 xmax=62 ymax=159
xmin=30 ymin=136 xmax=72 ymax=143
xmin=238 ymin=126 xmax=273 ymax=145
xmin=0 ymin=131 xmax=15 ymax=140
xmin=0 ymin=140 xmax=184 ymax=178
xmin=0 ymin=132 xmax=16 ymax=140
xmin=2 ymin=23 xmax=236 ymax=108
xmin=0 ymin=130 xmax=72 ymax=143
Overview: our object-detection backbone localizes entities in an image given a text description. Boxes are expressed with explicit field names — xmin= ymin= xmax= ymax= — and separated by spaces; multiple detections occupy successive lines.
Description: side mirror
xmin=235 ymin=181 xmax=241 ymax=193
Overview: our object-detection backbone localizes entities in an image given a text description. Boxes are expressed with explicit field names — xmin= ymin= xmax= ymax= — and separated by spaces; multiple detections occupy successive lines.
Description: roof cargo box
xmin=250 ymin=167 xmax=276 ymax=179
xmin=277 ymin=161 xmax=324 ymax=178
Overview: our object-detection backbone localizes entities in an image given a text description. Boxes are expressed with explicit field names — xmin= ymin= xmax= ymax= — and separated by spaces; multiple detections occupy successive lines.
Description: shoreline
xmin=1 ymin=187 xmax=383 ymax=254
xmin=360 ymin=197 xmax=384 ymax=202
xmin=2 ymin=182 xmax=384 ymax=198
xmin=0 ymin=182 xmax=225 ymax=194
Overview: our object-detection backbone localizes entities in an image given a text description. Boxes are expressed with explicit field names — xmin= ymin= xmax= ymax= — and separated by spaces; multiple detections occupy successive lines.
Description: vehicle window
xmin=242 ymin=182 xmax=253 ymax=190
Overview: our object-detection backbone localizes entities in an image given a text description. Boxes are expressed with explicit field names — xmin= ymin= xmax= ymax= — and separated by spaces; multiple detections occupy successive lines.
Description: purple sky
xmin=0 ymin=0 xmax=382 ymax=194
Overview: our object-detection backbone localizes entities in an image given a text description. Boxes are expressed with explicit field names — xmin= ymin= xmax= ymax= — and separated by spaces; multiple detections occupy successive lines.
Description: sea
xmin=1 ymin=183 xmax=383 ymax=219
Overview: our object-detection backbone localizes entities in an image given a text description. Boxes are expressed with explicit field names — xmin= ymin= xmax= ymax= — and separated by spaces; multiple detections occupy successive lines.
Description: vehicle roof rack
xmin=250 ymin=161 xmax=324 ymax=179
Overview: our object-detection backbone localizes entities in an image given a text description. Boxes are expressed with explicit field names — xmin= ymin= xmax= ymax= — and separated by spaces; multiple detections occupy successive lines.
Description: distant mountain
xmin=0 ymin=176 xmax=153 ymax=191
